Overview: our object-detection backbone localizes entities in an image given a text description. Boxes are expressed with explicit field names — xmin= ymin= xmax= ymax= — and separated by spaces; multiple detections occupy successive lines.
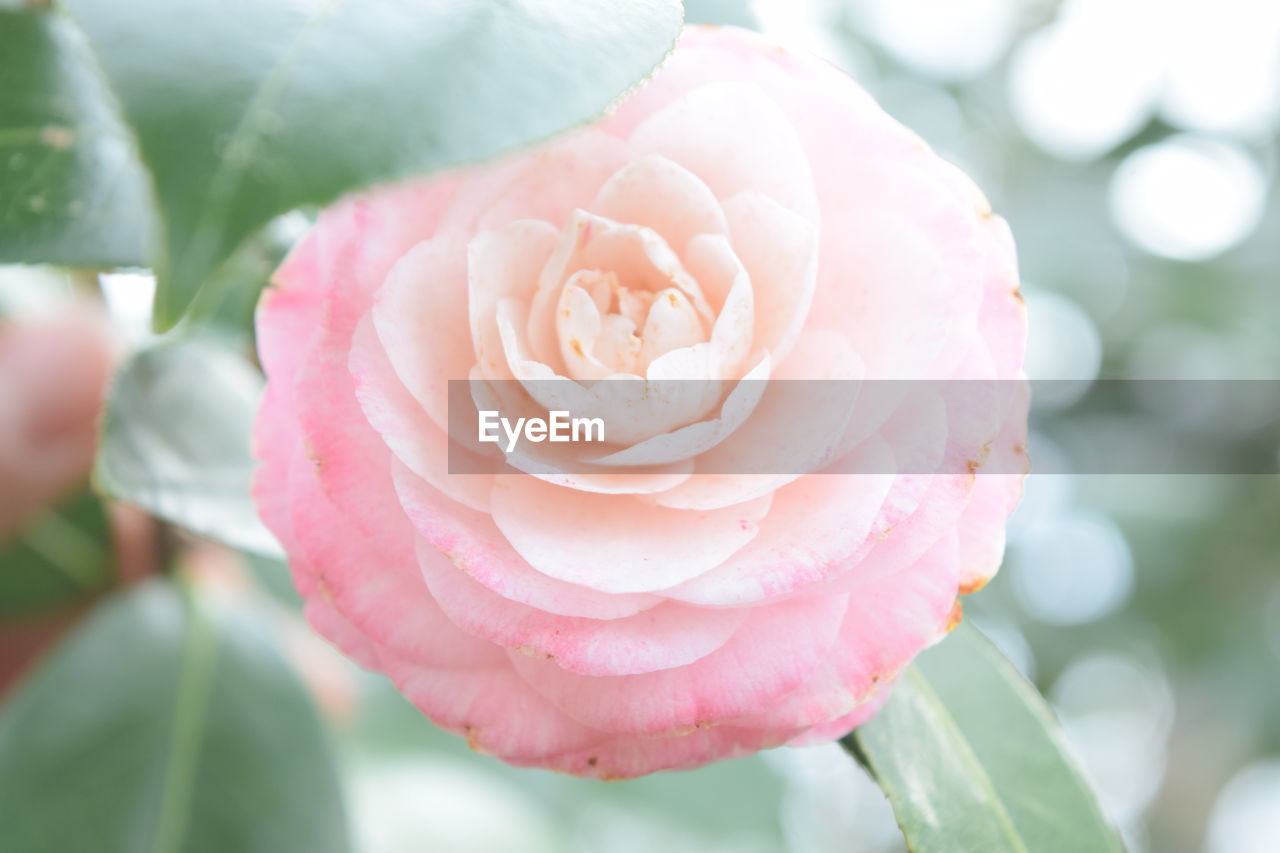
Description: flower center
xmin=556 ymin=266 xmax=708 ymax=379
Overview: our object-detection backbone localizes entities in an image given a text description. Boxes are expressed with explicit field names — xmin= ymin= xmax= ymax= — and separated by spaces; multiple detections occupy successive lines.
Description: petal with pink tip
xmin=285 ymin=434 xmax=501 ymax=670
xmin=489 ymin=474 xmax=771 ymax=594
xmin=536 ymin=723 xmax=805 ymax=779
xmin=731 ymin=533 xmax=960 ymax=731
xmin=417 ymin=540 xmax=747 ymax=677
xmin=508 ymin=592 xmax=847 ymax=734
xmin=371 ymin=233 xmax=472 ymax=431
xmin=392 ymin=460 xmax=662 ymax=619
xmin=349 ymin=316 xmax=493 ymax=513
xmin=382 ymin=653 xmax=607 ymax=763
xmin=666 ymin=442 xmax=896 ymax=607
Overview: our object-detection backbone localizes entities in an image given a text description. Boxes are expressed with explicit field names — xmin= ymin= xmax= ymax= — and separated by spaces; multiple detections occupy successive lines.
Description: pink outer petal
xmin=417 ymin=540 xmax=747 ymax=677
xmin=381 ymin=653 xmax=607 ymax=764
xmin=392 ymin=460 xmax=663 ymax=619
xmin=488 ymin=474 xmax=772 ymax=594
xmin=731 ymin=532 xmax=960 ymax=731
xmin=955 ymin=473 xmax=1021 ymax=594
xmin=253 ymin=380 xmax=309 ymax=561
xmin=787 ymin=691 xmax=890 ymax=746
xmin=930 ymin=158 xmax=1027 ymax=381
xmin=592 ymin=154 xmax=730 ymax=251
xmin=301 ymin=596 xmax=383 ymax=672
xmin=828 ymin=474 xmax=974 ymax=596
xmin=349 ymin=315 xmax=493 ymax=513
xmin=256 ymin=176 xmax=454 ymax=587
xmin=532 ymin=723 xmax=806 ymax=779
xmin=386 ymin=651 xmax=812 ymax=779
xmin=256 ymin=282 xmax=322 ymax=406
xmin=284 ymin=433 xmax=503 ymax=670
xmin=955 ymin=386 xmax=1030 ymax=592
xmin=508 ymin=591 xmax=850 ymax=735
xmin=292 ymin=180 xmax=459 ymax=326
xmin=974 ymin=214 xmax=1027 ymax=379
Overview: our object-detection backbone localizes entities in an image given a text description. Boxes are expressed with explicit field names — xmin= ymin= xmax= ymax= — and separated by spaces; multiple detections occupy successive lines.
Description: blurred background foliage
xmin=2 ymin=0 xmax=1278 ymax=851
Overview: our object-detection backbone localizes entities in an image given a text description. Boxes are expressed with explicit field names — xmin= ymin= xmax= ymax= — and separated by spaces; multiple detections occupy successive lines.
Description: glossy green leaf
xmin=0 ymin=579 xmax=349 ymax=853
xmin=844 ymin=622 xmax=1125 ymax=853
xmin=58 ymin=0 xmax=683 ymax=329
xmin=0 ymin=9 xmax=152 ymax=267
xmin=94 ymin=336 xmax=280 ymax=556
xmin=0 ymin=485 xmax=114 ymax=617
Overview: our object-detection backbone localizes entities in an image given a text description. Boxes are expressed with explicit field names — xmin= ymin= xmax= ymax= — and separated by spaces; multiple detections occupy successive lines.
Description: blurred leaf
xmin=0 ymin=485 xmax=114 ymax=618
xmin=0 ymin=9 xmax=153 ymax=267
xmin=0 ymin=579 xmax=349 ymax=852
xmin=683 ymin=0 xmax=760 ymax=29
xmin=241 ymin=552 xmax=302 ymax=611
xmin=58 ymin=0 xmax=684 ymax=330
xmin=185 ymin=215 xmax=299 ymax=342
xmin=94 ymin=336 xmax=280 ymax=557
xmin=844 ymin=622 xmax=1124 ymax=853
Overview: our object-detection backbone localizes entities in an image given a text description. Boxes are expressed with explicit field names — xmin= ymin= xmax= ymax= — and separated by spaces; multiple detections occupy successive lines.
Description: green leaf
xmin=0 ymin=485 xmax=114 ymax=618
xmin=684 ymin=0 xmax=760 ymax=28
xmin=844 ymin=622 xmax=1125 ymax=853
xmin=0 ymin=579 xmax=349 ymax=853
xmin=94 ymin=336 xmax=280 ymax=557
xmin=58 ymin=0 xmax=684 ymax=330
xmin=242 ymin=553 xmax=303 ymax=611
xmin=0 ymin=9 xmax=153 ymax=267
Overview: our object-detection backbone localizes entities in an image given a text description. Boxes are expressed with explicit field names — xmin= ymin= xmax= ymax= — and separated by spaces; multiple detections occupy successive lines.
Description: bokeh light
xmin=1108 ymin=135 xmax=1267 ymax=261
xmin=348 ymin=758 xmax=560 ymax=853
xmin=853 ymin=0 xmax=1019 ymax=81
xmin=1161 ymin=0 xmax=1280 ymax=137
xmin=1206 ymin=760 xmax=1280 ymax=853
xmin=1008 ymin=0 xmax=1166 ymax=161
xmin=1051 ymin=653 xmax=1173 ymax=838
xmin=1010 ymin=510 xmax=1133 ymax=625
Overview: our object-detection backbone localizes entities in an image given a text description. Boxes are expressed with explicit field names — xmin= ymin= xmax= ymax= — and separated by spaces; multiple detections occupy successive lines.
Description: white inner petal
xmin=532 ymin=210 xmax=731 ymax=382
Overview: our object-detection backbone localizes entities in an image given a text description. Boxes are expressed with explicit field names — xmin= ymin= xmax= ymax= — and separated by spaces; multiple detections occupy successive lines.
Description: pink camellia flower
xmin=253 ymin=26 xmax=1027 ymax=778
